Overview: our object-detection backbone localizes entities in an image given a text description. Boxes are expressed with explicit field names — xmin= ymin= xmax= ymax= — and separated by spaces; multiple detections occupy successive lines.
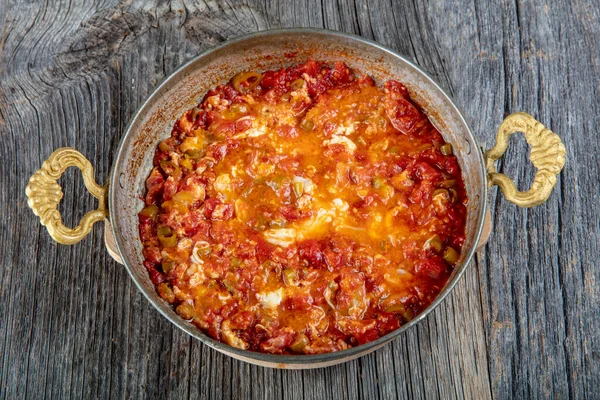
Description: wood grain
xmin=1 ymin=0 xmax=598 ymax=399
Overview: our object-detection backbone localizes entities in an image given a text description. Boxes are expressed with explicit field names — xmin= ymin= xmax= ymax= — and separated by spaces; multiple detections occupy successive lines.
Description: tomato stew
xmin=138 ymin=60 xmax=467 ymax=354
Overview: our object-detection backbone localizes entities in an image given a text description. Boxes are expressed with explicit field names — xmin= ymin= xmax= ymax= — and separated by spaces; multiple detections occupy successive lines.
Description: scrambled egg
xmin=262 ymin=198 xmax=350 ymax=247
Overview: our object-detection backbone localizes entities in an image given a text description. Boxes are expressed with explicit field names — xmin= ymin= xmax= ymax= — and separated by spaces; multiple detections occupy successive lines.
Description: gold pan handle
xmin=485 ymin=112 xmax=566 ymax=207
xmin=25 ymin=148 xmax=107 ymax=244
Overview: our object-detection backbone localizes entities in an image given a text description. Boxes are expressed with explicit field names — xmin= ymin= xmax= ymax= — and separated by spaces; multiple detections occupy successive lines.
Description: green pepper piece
xmin=231 ymin=71 xmax=262 ymax=93
xmin=230 ymin=257 xmax=241 ymax=269
xmin=157 ymin=226 xmax=177 ymax=248
xmin=222 ymin=279 xmax=236 ymax=294
xmin=185 ymin=149 xmax=204 ymax=159
xmin=290 ymin=79 xmax=305 ymax=90
xmin=282 ymin=268 xmax=297 ymax=286
xmin=196 ymin=244 xmax=212 ymax=257
xmin=289 ymin=333 xmax=309 ymax=353
xmin=293 ymin=181 xmax=304 ymax=198
xmin=158 ymin=139 xmax=173 ymax=152
xmin=176 ymin=303 xmax=195 ymax=320
xmin=440 ymin=143 xmax=453 ymax=155
xmin=157 ymin=283 xmax=175 ymax=303
xmin=299 ymin=119 xmax=314 ymax=131
xmin=162 ymin=259 xmax=176 ymax=273
xmin=139 ymin=205 xmax=159 ymax=220
xmin=442 ymin=247 xmax=459 ymax=264
xmin=160 ymin=160 xmax=181 ymax=178
xmin=372 ymin=176 xmax=385 ymax=189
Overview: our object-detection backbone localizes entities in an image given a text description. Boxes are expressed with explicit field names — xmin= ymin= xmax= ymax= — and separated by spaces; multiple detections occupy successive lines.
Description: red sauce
xmin=138 ymin=60 xmax=467 ymax=354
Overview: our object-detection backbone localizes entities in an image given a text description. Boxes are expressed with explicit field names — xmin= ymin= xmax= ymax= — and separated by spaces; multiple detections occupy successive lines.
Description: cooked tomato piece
xmin=298 ymin=240 xmax=326 ymax=269
xmin=142 ymin=246 xmax=162 ymax=265
xmin=260 ymin=329 xmax=295 ymax=353
xmin=415 ymin=257 xmax=449 ymax=280
xmin=145 ymin=167 xmax=165 ymax=204
xmin=143 ymin=261 xmax=165 ymax=285
xmin=384 ymin=80 xmax=424 ymax=134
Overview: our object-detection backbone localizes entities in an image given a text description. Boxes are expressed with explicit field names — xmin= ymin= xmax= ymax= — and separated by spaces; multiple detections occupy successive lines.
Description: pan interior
xmin=110 ymin=29 xmax=486 ymax=366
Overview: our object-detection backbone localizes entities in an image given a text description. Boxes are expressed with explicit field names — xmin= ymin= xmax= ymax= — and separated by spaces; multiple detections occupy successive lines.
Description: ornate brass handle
xmin=485 ymin=112 xmax=566 ymax=207
xmin=25 ymin=148 xmax=108 ymax=244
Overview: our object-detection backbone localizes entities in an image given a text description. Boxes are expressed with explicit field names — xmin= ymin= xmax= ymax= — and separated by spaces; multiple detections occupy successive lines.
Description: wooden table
xmin=1 ymin=0 xmax=598 ymax=398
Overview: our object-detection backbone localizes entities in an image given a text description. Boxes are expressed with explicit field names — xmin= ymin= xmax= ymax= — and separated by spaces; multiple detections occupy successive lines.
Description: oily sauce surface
xmin=138 ymin=60 xmax=467 ymax=354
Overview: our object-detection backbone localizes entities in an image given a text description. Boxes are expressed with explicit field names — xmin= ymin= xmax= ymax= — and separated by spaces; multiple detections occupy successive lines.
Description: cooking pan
xmin=25 ymin=28 xmax=565 ymax=369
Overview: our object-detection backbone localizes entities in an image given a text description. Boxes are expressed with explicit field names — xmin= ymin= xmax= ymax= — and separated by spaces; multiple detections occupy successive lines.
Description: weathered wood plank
xmin=1 ymin=0 xmax=598 ymax=399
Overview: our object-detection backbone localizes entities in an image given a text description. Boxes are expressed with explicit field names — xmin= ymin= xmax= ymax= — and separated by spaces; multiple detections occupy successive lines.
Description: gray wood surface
xmin=1 ymin=0 xmax=598 ymax=398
